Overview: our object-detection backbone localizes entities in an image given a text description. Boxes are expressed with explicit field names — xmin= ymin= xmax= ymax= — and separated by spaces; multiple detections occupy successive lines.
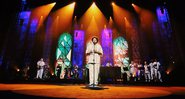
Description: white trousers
xmin=89 ymin=63 xmax=100 ymax=85
xmin=150 ymin=68 xmax=154 ymax=80
xmin=145 ymin=73 xmax=151 ymax=82
xmin=36 ymin=68 xmax=44 ymax=79
xmin=154 ymin=69 xmax=163 ymax=82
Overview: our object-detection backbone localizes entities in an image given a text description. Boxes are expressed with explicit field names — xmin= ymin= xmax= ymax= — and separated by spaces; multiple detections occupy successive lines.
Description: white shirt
xmin=149 ymin=62 xmax=153 ymax=70
xmin=144 ymin=65 xmax=150 ymax=73
xmin=153 ymin=62 xmax=160 ymax=70
xmin=129 ymin=63 xmax=136 ymax=74
xmin=37 ymin=60 xmax=45 ymax=68
xmin=86 ymin=42 xmax=103 ymax=64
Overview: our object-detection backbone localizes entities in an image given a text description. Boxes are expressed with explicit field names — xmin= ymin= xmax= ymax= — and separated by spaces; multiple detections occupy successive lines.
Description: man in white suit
xmin=153 ymin=59 xmax=163 ymax=82
xmin=86 ymin=37 xmax=103 ymax=87
xmin=36 ymin=58 xmax=45 ymax=79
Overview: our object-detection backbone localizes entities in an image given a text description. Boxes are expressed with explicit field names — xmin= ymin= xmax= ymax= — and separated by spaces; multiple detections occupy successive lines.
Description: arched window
xmin=113 ymin=36 xmax=129 ymax=73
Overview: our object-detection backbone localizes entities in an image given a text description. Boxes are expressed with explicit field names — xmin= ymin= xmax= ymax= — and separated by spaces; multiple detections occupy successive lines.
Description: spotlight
xmin=74 ymin=16 xmax=77 ymax=20
xmin=112 ymin=2 xmax=115 ymax=6
xmin=92 ymin=2 xmax=96 ymax=8
xmin=131 ymin=3 xmax=135 ymax=7
xmin=52 ymin=2 xmax=56 ymax=6
xmin=166 ymin=71 xmax=170 ymax=75
xmin=104 ymin=24 xmax=107 ymax=28
xmin=17 ymin=69 xmax=20 ymax=72
xmin=70 ymin=2 xmax=76 ymax=8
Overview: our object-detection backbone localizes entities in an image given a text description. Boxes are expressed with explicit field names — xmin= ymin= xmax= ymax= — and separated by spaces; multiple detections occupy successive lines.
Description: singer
xmin=86 ymin=37 xmax=103 ymax=87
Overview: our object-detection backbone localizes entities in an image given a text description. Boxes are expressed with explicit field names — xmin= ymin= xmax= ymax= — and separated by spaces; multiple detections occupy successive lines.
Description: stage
xmin=0 ymin=83 xmax=185 ymax=98
xmin=0 ymin=0 xmax=185 ymax=98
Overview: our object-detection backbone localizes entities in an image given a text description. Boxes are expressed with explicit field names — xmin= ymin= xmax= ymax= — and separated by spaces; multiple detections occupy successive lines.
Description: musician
xmin=36 ymin=58 xmax=45 ymax=79
xmin=55 ymin=58 xmax=65 ymax=79
xmin=144 ymin=61 xmax=151 ymax=82
xmin=153 ymin=59 xmax=163 ymax=82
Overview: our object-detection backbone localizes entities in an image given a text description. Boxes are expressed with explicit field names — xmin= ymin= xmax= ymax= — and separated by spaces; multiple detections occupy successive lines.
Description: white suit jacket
xmin=86 ymin=42 xmax=103 ymax=64
xmin=153 ymin=62 xmax=160 ymax=70
xmin=37 ymin=61 xmax=45 ymax=68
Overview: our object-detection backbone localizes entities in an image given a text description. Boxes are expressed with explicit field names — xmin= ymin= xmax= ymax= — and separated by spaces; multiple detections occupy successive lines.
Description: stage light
xmin=70 ymin=2 xmax=76 ymax=9
xmin=132 ymin=3 xmax=156 ymax=33
xmin=112 ymin=2 xmax=133 ymax=35
xmin=79 ymin=1 xmax=108 ymax=42
xmin=49 ymin=2 xmax=75 ymax=35
xmin=109 ymin=16 xmax=112 ymax=20
xmin=51 ymin=2 xmax=56 ymax=7
xmin=124 ymin=17 xmax=127 ymax=20
xmin=37 ymin=15 xmax=43 ymax=30
xmin=132 ymin=3 xmax=140 ymax=13
xmin=30 ymin=2 xmax=56 ymax=32
xmin=104 ymin=24 xmax=107 ymax=28
xmin=17 ymin=69 xmax=20 ymax=72
xmin=92 ymin=2 xmax=96 ymax=8
xmin=108 ymin=16 xmax=114 ymax=28
xmin=166 ymin=71 xmax=170 ymax=75
xmin=166 ymin=63 xmax=175 ymax=75
xmin=112 ymin=2 xmax=115 ymax=6
xmin=109 ymin=16 xmax=113 ymax=23
xmin=123 ymin=17 xmax=131 ymax=28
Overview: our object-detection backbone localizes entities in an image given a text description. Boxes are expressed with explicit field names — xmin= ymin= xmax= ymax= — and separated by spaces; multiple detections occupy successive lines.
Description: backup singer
xmin=36 ymin=58 xmax=45 ymax=79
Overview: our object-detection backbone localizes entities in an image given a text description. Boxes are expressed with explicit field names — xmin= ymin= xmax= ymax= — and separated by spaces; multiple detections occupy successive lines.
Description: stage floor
xmin=0 ymin=83 xmax=185 ymax=98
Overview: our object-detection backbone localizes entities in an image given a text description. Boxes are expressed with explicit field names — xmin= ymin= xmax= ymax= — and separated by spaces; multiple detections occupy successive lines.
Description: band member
xmin=149 ymin=59 xmax=154 ymax=80
xmin=153 ymin=59 xmax=163 ymax=82
xmin=144 ymin=61 xmax=151 ymax=82
xmin=129 ymin=61 xmax=137 ymax=82
xmin=22 ymin=65 xmax=30 ymax=80
xmin=36 ymin=58 xmax=45 ymax=79
xmin=43 ymin=64 xmax=50 ymax=80
xmin=55 ymin=58 xmax=65 ymax=79
xmin=121 ymin=60 xmax=130 ymax=82
xmin=73 ymin=64 xmax=79 ymax=79
xmin=86 ymin=37 xmax=103 ymax=87
xmin=137 ymin=61 xmax=143 ymax=81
